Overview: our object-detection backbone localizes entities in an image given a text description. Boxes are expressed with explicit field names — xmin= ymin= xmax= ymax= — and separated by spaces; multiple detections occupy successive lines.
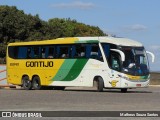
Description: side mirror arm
xmin=110 ymin=49 xmax=125 ymax=62
xmin=146 ymin=51 xmax=155 ymax=63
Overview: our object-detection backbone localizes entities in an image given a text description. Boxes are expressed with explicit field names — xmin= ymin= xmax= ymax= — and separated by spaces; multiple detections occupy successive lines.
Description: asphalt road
xmin=0 ymin=86 xmax=160 ymax=120
xmin=0 ymin=86 xmax=160 ymax=111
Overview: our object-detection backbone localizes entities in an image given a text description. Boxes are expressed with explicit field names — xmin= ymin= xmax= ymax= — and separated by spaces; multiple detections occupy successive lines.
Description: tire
xmin=32 ymin=76 xmax=41 ymax=90
xmin=95 ymin=77 xmax=104 ymax=92
xmin=121 ymin=88 xmax=127 ymax=93
xmin=22 ymin=76 xmax=32 ymax=90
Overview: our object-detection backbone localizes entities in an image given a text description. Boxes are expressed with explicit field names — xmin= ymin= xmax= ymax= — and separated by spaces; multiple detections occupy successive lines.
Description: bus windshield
xmin=121 ymin=47 xmax=149 ymax=76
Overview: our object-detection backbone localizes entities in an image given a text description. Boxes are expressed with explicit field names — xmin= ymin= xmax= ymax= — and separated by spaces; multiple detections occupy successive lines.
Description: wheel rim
xmin=34 ymin=79 xmax=39 ymax=88
xmin=23 ymin=77 xmax=31 ymax=90
xmin=24 ymin=79 xmax=29 ymax=87
xmin=33 ymin=77 xmax=40 ymax=89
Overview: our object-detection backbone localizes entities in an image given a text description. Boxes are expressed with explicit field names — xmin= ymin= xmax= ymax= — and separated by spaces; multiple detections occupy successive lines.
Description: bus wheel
xmin=121 ymin=88 xmax=127 ymax=93
xmin=32 ymin=76 xmax=41 ymax=90
xmin=95 ymin=77 xmax=104 ymax=92
xmin=22 ymin=76 xmax=32 ymax=90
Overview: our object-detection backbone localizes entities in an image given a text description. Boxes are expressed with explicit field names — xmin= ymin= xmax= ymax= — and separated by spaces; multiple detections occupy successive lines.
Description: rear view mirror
xmin=146 ymin=51 xmax=155 ymax=63
xmin=110 ymin=49 xmax=125 ymax=62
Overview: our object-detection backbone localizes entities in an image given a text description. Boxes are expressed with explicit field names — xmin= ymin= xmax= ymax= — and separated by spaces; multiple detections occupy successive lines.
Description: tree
xmin=0 ymin=5 xmax=107 ymax=62
xmin=48 ymin=18 xmax=106 ymax=37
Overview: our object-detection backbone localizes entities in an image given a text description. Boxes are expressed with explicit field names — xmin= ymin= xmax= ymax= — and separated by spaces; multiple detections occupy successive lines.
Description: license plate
xmin=136 ymin=84 xmax=141 ymax=87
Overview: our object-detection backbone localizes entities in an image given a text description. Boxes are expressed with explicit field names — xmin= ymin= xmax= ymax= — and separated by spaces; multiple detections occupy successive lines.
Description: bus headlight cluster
xmin=118 ymin=75 xmax=130 ymax=80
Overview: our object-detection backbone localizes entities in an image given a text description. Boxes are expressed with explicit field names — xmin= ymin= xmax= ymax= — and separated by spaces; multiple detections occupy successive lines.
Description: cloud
xmin=124 ymin=24 xmax=148 ymax=32
xmin=51 ymin=1 xmax=95 ymax=10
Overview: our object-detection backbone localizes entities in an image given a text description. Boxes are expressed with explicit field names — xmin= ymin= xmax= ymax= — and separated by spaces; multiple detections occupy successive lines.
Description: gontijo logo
xmin=26 ymin=61 xmax=54 ymax=67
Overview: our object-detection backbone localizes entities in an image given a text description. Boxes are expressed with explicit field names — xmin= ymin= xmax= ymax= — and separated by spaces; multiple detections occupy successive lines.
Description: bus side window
xmin=102 ymin=44 xmax=110 ymax=58
xmin=77 ymin=44 xmax=86 ymax=58
xmin=90 ymin=44 xmax=103 ymax=61
xmin=98 ymin=48 xmax=103 ymax=61
xmin=86 ymin=44 xmax=103 ymax=61
xmin=57 ymin=46 xmax=69 ymax=58
xmin=71 ymin=45 xmax=76 ymax=58
xmin=86 ymin=45 xmax=92 ymax=58
xmin=47 ymin=47 xmax=55 ymax=58
xmin=17 ymin=47 xmax=27 ymax=59
xmin=33 ymin=47 xmax=40 ymax=59
xmin=41 ymin=47 xmax=46 ymax=58
xmin=110 ymin=52 xmax=121 ymax=71
xmin=27 ymin=47 xmax=32 ymax=58
xmin=8 ymin=46 xmax=18 ymax=59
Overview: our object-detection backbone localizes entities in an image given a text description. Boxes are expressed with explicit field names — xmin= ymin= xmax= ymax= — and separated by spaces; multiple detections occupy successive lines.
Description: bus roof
xmin=8 ymin=36 xmax=143 ymax=47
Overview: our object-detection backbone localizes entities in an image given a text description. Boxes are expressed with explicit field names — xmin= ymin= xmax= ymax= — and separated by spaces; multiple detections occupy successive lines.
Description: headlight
xmin=118 ymin=74 xmax=130 ymax=80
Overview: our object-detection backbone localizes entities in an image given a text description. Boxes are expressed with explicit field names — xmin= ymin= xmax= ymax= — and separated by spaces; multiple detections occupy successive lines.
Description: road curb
xmin=0 ymin=85 xmax=16 ymax=89
xmin=149 ymin=85 xmax=160 ymax=87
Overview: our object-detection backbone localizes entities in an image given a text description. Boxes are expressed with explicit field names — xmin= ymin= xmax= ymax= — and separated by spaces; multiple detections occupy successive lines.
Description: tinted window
xmin=72 ymin=44 xmax=86 ymax=58
xmin=8 ymin=43 xmax=103 ymax=61
xmin=41 ymin=47 xmax=46 ymax=58
xmin=8 ymin=46 xmax=18 ymax=59
xmin=33 ymin=47 xmax=40 ymax=58
xmin=56 ymin=46 xmax=70 ymax=58
xmin=47 ymin=46 xmax=55 ymax=58
xmin=18 ymin=47 xmax=28 ymax=59
xmin=86 ymin=44 xmax=103 ymax=61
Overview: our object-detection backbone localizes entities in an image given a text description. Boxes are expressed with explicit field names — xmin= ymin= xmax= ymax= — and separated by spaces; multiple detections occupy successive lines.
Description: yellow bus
xmin=7 ymin=37 xmax=154 ymax=92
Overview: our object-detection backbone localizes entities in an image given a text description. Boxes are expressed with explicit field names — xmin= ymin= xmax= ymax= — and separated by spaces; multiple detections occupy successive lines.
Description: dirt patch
xmin=150 ymin=72 xmax=160 ymax=85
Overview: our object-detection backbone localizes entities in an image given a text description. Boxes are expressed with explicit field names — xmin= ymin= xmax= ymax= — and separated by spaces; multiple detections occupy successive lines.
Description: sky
xmin=1 ymin=0 xmax=160 ymax=71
